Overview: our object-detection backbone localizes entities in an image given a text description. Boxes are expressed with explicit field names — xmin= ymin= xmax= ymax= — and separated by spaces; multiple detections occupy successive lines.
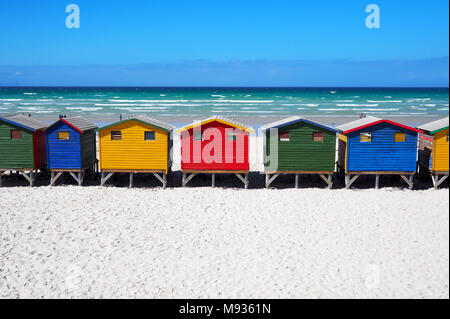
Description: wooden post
xmin=244 ymin=173 xmax=249 ymax=189
xmin=129 ymin=172 xmax=134 ymax=188
xmin=327 ymin=174 xmax=333 ymax=189
xmin=265 ymin=174 xmax=270 ymax=189
xmin=295 ymin=174 xmax=299 ymax=189
xmin=163 ymin=173 xmax=167 ymax=189
xmin=101 ymin=172 xmax=105 ymax=186
xmin=0 ymin=171 xmax=3 ymax=187
xmin=78 ymin=171 xmax=84 ymax=186
xmin=100 ymin=172 xmax=114 ymax=186
xmin=30 ymin=171 xmax=35 ymax=187
xmin=212 ymin=173 xmax=216 ymax=187
xmin=345 ymin=174 xmax=359 ymax=189
xmin=375 ymin=175 xmax=380 ymax=189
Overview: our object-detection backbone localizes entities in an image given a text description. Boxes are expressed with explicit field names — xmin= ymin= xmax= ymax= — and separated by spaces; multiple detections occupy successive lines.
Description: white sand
xmin=0 ymin=186 xmax=448 ymax=298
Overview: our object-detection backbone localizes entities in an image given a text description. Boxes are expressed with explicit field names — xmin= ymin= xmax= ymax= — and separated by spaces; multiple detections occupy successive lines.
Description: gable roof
xmin=337 ymin=116 xmax=422 ymax=134
xmin=418 ymin=117 xmax=449 ymax=135
xmin=0 ymin=114 xmax=48 ymax=132
xmin=261 ymin=116 xmax=341 ymax=133
xmin=176 ymin=116 xmax=254 ymax=133
xmin=99 ymin=115 xmax=175 ymax=132
xmin=48 ymin=116 xmax=98 ymax=133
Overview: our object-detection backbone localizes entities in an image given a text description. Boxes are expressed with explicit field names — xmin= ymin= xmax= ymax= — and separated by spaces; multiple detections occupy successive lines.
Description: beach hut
xmin=176 ymin=116 xmax=254 ymax=188
xmin=336 ymin=116 xmax=422 ymax=189
xmin=45 ymin=116 xmax=98 ymax=186
xmin=261 ymin=116 xmax=341 ymax=189
xmin=0 ymin=114 xmax=48 ymax=186
xmin=418 ymin=117 xmax=449 ymax=189
xmin=98 ymin=115 xmax=174 ymax=188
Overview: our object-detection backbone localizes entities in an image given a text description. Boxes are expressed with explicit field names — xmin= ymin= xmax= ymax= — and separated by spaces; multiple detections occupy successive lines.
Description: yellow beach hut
xmin=418 ymin=117 xmax=449 ymax=189
xmin=98 ymin=116 xmax=174 ymax=188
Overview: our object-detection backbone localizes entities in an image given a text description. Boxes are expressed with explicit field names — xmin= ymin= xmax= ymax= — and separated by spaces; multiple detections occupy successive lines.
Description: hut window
xmin=227 ymin=132 xmax=238 ymax=141
xmin=193 ymin=131 xmax=203 ymax=141
xmin=111 ymin=131 xmax=122 ymax=141
xmin=144 ymin=131 xmax=155 ymax=141
xmin=57 ymin=131 xmax=70 ymax=140
xmin=279 ymin=132 xmax=290 ymax=142
xmin=360 ymin=132 xmax=372 ymax=142
xmin=394 ymin=132 xmax=406 ymax=143
xmin=10 ymin=130 xmax=22 ymax=139
xmin=313 ymin=132 xmax=324 ymax=142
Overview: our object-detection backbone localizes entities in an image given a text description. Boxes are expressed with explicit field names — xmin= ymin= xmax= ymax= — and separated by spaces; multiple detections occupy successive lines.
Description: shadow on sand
xmin=0 ymin=170 xmax=447 ymax=190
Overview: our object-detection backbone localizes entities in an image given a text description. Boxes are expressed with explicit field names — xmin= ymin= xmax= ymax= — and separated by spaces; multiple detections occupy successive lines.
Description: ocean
xmin=0 ymin=87 xmax=448 ymax=120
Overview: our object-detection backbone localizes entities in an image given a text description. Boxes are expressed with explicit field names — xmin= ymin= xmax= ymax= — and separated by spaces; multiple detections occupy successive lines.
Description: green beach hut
xmin=0 ymin=114 xmax=49 ymax=186
xmin=261 ymin=116 xmax=341 ymax=188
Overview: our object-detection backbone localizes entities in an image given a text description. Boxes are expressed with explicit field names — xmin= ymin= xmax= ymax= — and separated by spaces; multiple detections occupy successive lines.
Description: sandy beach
xmin=0 ymin=186 xmax=448 ymax=298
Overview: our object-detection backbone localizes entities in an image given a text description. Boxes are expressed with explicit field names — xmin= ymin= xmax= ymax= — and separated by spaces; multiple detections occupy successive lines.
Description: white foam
xmin=66 ymin=107 xmax=104 ymax=112
xmin=336 ymin=104 xmax=378 ymax=107
xmin=352 ymin=108 xmax=399 ymax=111
xmin=407 ymin=98 xmax=431 ymax=102
xmin=367 ymin=100 xmax=403 ymax=103
xmin=23 ymin=92 xmax=37 ymax=95
xmin=0 ymin=99 xmax=22 ymax=101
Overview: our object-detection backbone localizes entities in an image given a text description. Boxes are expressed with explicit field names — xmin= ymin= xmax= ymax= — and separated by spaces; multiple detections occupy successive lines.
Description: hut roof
xmin=176 ymin=116 xmax=254 ymax=133
xmin=0 ymin=114 xmax=48 ymax=131
xmin=261 ymin=116 xmax=341 ymax=133
xmin=337 ymin=116 xmax=422 ymax=134
xmin=99 ymin=115 xmax=175 ymax=132
xmin=418 ymin=117 xmax=449 ymax=135
xmin=48 ymin=116 xmax=98 ymax=133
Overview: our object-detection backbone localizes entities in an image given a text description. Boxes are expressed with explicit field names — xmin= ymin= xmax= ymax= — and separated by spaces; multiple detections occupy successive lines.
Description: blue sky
xmin=0 ymin=0 xmax=448 ymax=86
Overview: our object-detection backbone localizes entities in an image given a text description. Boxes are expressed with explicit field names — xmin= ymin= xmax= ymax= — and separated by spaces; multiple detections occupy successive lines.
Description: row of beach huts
xmin=0 ymin=114 xmax=448 ymax=189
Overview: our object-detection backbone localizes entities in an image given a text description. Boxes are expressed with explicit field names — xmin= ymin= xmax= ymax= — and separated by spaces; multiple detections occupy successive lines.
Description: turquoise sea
xmin=0 ymin=87 xmax=448 ymax=118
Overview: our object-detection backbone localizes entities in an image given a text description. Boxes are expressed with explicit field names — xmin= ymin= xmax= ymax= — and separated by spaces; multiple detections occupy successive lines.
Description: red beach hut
xmin=176 ymin=116 xmax=254 ymax=188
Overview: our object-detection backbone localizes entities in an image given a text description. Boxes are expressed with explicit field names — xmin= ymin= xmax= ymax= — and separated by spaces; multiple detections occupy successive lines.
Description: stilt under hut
xmin=45 ymin=116 xmax=98 ymax=186
xmin=261 ymin=116 xmax=341 ymax=189
xmin=98 ymin=116 xmax=174 ymax=188
xmin=177 ymin=116 xmax=254 ymax=188
xmin=418 ymin=117 xmax=449 ymax=189
xmin=336 ymin=116 xmax=422 ymax=189
xmin=0 ymin=114 xmax=48 ymax=186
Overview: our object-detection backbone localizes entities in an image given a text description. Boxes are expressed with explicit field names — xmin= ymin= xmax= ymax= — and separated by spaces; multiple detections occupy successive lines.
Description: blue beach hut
xmin=45 ymin=116 xmax=98 ymax=186
xmin=336 ymin=116 xmax=422 ymax=189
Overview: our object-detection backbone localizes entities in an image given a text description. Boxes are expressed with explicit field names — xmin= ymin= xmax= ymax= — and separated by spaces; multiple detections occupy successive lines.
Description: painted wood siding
xmin=433 ymin=128 xmax=449 ymax=172
xmin=80 ymin=130 xmax=97 ymax=169
xmin=346 ymin=122 xmax=418 ymax=172
xmin=46 ymin=122 xmax=82 ymax=169
xmin=180 ymin=121 xmax=250 ymax=171
xmin=99 ymin=120 xmax=169 ymax=172
xmin=264 ymin=122 xmax=336 ymax=172
xmin=0 ymin=121 xmax=35 ymax=169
